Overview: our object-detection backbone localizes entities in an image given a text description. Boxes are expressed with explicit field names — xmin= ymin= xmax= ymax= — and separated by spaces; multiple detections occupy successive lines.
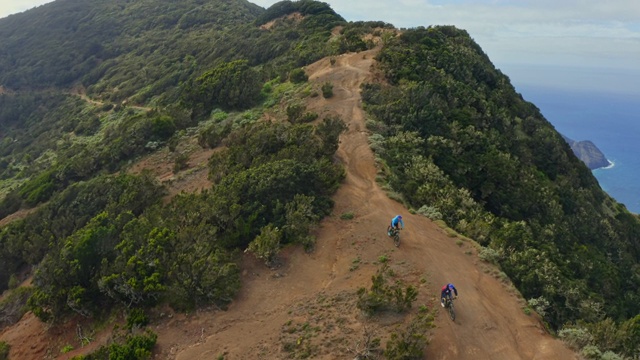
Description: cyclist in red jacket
xmin=441 ymin=283 xmax=458 ymax=307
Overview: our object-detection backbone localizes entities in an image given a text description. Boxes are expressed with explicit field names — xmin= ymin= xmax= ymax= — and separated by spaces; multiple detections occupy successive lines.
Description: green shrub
xmin=247 ymin=224 xmax=282 ymax=266
xmin=527 ymin=296 xmax=550 ymax=318
xmin=478 ymin=246 xmax=501 ymax=264
xmin=368 ymin=133 xmax=385 ymax=154
xmin=384 ymin=308 xmax=434 ymax=359
xmin=289 ymin=68 xmax=308 ymax=83
xmin=580 ymin=345 xmax=602 ymax=359
xmin=19 ymin=170 xmax=56 ymax=206
xmin=198 ymin=121 xmax=232 ymax=148
xmin=601 ymin=351 xmax=625 ymax=360
xmin=299 ymin=112 xmax=318 ymax=123
xmin=340 ymin=212 xmax=354 ymax=220
xmin=100 ymin=103 xmax=114 ymax=112
xmin=212 ymin=110 xmax=228 ymax=122
xmin=0 ymin=341 xmax=9 ymax=360
xmin=187 ymin=60 xmax=262 ymax=118
xmin=622 ymin=315 xmax=640 ymax=358
xmin=416 ymin=205 xmax=442 ymax=220
xmin=173 ymin=153 xmax=189 ymax=173
xmin=286 ymin=103 xmax=305 ymax=122
xmin=559 ymin=326 xmax=593 ymax=350
xmin=357 ymin=262 xmax=418 ymax=315
xmin=0 ymin=190 xmax=22 ymax=219
xmin=0 ymin=286 xmax=35 ymax=328
xmin=151 ymin=115 xmax=176 ymax=140
xmin=74 ymin=116 xmax=102 ymax=136
xmin=444 ymin=227 xmax=458 ymax=237
xmin=167 ymin=136 xmax=180 ymax=152
xmin=81 ymin=330 xmax=157 ymax=360
xmin=286 ymin=103 xmax=317 ymax=123
xmin=321 ymin=82 xmax=333 ymax=98
xmin=7 ymin=275 xmax=19 ymax=290
xmin=126 ymin=308 xmax=149 ymax=330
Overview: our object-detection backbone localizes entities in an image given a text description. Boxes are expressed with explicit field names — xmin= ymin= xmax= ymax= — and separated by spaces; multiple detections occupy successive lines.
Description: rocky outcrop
xmin=563 ymin=135 xmax=610 ymax=170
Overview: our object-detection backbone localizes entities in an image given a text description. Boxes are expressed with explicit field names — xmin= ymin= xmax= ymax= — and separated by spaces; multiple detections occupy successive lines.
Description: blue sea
xmin=516 ymin=85 xmax=640 ymax=214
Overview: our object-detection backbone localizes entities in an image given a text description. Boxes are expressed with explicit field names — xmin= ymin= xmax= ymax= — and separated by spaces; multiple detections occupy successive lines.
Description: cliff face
xmin=563 ymin=135 xmax=609 ymax=169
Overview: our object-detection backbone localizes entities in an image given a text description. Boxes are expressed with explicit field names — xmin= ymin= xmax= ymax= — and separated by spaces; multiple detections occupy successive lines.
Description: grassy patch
xmin=350 ymin=257 xmax=361 ymax=271
xmin=433 ymin=219 xmax=448 ymax=229
xmin=340 ymin=211 xmax=355 ymax=220
xmin=444 ymin=227 xmax=458 ymax=237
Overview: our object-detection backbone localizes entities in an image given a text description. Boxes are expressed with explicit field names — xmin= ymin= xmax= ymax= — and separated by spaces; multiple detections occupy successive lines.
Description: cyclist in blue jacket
xmin=390 ymin=215 xmax=404 ymax=232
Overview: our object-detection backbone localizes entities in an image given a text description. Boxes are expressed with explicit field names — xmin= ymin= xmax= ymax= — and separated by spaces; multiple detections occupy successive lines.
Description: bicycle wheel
xmin=448 ymin=300 xmax=455 ymax=321
xmin=393 ymin=233 xmax=400 ymax=247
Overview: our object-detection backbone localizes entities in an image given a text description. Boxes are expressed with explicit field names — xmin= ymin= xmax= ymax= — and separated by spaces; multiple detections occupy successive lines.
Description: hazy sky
xmin=2 ymin=0 xmax=639 ymax=95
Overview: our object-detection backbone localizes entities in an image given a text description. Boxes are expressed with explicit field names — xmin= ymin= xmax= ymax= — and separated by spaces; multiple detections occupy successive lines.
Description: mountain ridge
xmin=1 ymin=0 xmax=639 ymax=359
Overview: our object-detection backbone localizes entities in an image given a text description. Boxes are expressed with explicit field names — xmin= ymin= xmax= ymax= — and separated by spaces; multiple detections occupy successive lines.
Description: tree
xmin=283 ymin=194 xmax=319 ymax=251
xmin=620 ymin=315 xmax=640 ymax=358
xmin=289 ymin=68 xmax=308 ymax=83
xmin=99 ymin=222 xmax=171 ymax=307
xmin=187 ymin=60 xmax=262 ymax=118
xmin=315 ymin=115 xmax=347 ymax=156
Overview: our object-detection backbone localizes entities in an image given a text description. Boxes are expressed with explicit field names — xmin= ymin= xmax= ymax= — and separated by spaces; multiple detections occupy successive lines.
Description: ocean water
xmin=515 ymin=85 xmax=640 ymax=214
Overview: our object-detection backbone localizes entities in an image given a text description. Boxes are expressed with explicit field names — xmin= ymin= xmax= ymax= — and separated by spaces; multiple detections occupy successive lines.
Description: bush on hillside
xmin=0 ymin=341 xmax=9 ymax=360
xmin=357 ymin=261 xmax=418 ymax=315
xmin=384 ymin=307 xmax=434 ymax=359
xmin=290 ymin=68 xmax=308 ymax=83
xmin=321 ymin=82 xmax=333 ymax=98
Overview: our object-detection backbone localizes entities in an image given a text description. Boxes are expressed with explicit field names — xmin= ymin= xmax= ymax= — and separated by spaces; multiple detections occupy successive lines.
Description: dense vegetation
xmin=363 ymin=25 xmax=640 ymax=358
xmin=0 ymin=0 xmax=359 ymax=322
xmin=0 ymin=0 xmax=368 ymax=213
xmin=2 ymin=113 xmax=345 ymax=322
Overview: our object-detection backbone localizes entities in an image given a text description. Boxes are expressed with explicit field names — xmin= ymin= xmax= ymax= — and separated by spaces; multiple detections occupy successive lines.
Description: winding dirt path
xmin=163 ymin=49 xmax=578 ymax=359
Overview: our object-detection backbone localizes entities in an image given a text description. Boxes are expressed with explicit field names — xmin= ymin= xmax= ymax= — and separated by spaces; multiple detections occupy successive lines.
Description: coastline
xmin=517 ymin=84 xmax=640 ymax=214
xmin=601 ymin=159 xmax=615 ymax=170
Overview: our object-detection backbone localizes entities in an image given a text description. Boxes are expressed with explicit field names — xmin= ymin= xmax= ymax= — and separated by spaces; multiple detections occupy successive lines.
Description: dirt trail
xmin=164 ymin=50 xmax=578 ymax=359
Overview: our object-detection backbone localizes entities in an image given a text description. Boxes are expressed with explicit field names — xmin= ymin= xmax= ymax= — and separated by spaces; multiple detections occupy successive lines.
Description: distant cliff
xmin=562 ymin=135 xmax=610 ymax=169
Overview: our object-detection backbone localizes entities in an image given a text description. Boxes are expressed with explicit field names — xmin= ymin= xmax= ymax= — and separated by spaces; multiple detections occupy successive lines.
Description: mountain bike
xmin=387 ymin=226 xmax=401 ymax=247
xmin=444 ymin=295 xmax=456 ymax=321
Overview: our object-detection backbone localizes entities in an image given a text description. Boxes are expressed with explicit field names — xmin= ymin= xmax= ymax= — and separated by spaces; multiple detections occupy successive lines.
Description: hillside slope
xmin=154 ymin=48 xmax=578 ymax=359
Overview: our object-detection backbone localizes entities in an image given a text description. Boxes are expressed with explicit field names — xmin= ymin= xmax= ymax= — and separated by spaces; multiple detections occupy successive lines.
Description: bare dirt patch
xmin=125 ymin=136 xmax=214 ymax=201
xmin=0 ymin=207 xmax=38 ymax=228
xmin=260 ymin=12 xmax=304 ymax=30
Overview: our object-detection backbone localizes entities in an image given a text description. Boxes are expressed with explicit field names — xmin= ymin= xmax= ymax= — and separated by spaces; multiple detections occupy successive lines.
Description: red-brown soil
xmin=0 ymin=47 xmax=578 ymax=359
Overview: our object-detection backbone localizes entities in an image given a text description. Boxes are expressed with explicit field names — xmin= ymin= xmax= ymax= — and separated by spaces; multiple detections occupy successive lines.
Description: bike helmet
xmin=398 ymin=215 xmax=402 ymax=219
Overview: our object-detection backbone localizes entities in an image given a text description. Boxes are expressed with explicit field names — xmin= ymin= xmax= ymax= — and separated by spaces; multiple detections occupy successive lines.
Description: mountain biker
xmin=441 ymin=283 xmax=458 ymax=307
xmin=388 ymin=215 xmax=404 ymax=234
